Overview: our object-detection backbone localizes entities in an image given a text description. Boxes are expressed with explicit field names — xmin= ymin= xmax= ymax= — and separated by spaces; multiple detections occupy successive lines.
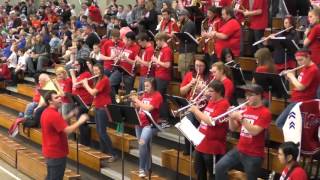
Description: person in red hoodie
xmin=278 ymin=142 xmax=308 ymax=180
xmin=215 ymin=84 xmax=272 ymax=180
xmin=88 ymin=3 xmax=103 ymax=24
xmin=0 ymin=61 xmax=11 ymax=81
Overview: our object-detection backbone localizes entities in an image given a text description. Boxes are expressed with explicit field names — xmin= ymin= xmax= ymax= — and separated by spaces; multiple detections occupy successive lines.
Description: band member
xmin=177 ymin=8 xmax=197 ymax=79
xmin=204 ymin=6 xmax=241 ymax=59
xmin=70 ymin=58 xmax=94 ymax=146
xmin=215 ymin=84 xmax=272 ymax=180
xmin=238 ymin=0 xmax=268 ymax=50
xmin=276 ymin=49 xmax=320 ymax=128
xmin=130 ymin=78 xmax=163 ymax=178
xmin=264 ymin=16 xmax=299 ymax=71
xmin=180 ymin=54 xmax=210 ymax=154
xmin=158 ymin=9 xmax=179 ymax=36
xmin=41 ymin=90 xmax=89 ymax=180
xmin=153 ymin=32 xmax=173 ymax=127
xmin=278 ymin=142 xmax=308 ymax=180
xmin=188 ymin=80 xmax=230 ymax=180
xmin=55 ymin=67 xmax=73 ymax=117
xmin=82 ymin=63 xmax=117 ymax=162
xmin=211 ymin=62 xmax=234 ymax=102
xmin=136 ymin=32 xmax=155 ymax=91
xmin=100 ymin=29 xmax=125 ymax=77
xmin=254 ymin=47 xmax=276 ymax=74
xmin=211 ymin=0 xmax=232 ymax=7
xmin=109 ymin=31 xmax=140 ymax=96
xmin=304 ymin=8 xmax=320 ymax=66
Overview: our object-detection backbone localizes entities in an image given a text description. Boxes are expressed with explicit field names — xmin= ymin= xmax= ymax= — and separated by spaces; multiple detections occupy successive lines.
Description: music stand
xmin=229 ymin=66 xmax=246 ymax=86
xmin=165 ymin=94 xmax=191 ymax=180
xmin=107 ymin=104 xmax=141 ymax=180
xmin=270 ymin=37 xmax=299 ymax=70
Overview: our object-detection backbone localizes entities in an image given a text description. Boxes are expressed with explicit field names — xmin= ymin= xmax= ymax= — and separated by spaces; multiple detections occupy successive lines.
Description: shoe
xmin=106 ymin=155 xmax=118 ymax=163
xmin=138 ymin=170 xmax=146 ymax=178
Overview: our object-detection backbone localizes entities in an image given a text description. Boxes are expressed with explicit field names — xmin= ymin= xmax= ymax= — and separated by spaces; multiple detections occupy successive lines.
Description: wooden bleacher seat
xmin=17 ymin=149 xmax=80 ymax=180
xmin=0 ymin=133 xmax=26 ymax=167
xmin=130 ymin=171 xmax=165 ymax=180
xmin=161 ymin=149 xmax=196 ymax=178
xmin=0 ymin=94 xmax=29 ymax=112
xmin=17 ymin=84 xmax=35 ymax=98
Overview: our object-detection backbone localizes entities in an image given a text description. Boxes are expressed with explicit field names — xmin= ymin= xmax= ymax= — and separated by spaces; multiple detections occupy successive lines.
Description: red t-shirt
xmin=101 ymin=40 xmax=125 ymax=71
xmin=58 ymin=78 xmax=72 ymax=103
xmin=243 ymin=0 xmax=268 ymax=30
xmin=41 ymin=107 xmax=68 ymax=158
xmin=307 ymin=24 xmax=320 ymax=65
xmin=215 ymin=19 xmax=241 ymax=58
xmin=160 ymin=19 xmax=179 ymax=34
xmin=140 ymin=43 xmax=154 ymax=76
xmin=33 ymin=85 xmax=41 ymax=103
xmin=222 ymin=77 xmax=234 ymax=100
xmin=72 ymin=71 xmax=94 ymax=105
xmin=280 ymin=166 xmax=308 ymax=180
xmin=180 ymin=71 xmax=193 ymax=99
xmin=155 ymin=46 xmax=172 ymax=81
xmin=237 ymin=105 xmax=272 ymax=157
xmin=0 ymin=63 xmax=11 ymax=80
xmin=196 ymin=98 xmax=230 ymax=154
xmin=291 ymin=63 xmax=320 ymax=102
xmin=138 ymin=91 xmax=163 ymax=127
xmin=119 ymin=43 xmax=140 ymax=76
xmin=89 ymin=5 xmax=103 ymax=24
xmin=93 ymin=76 xmax=112 ymax=108
xmin=212 ymin=0 xmax=232 ymax=7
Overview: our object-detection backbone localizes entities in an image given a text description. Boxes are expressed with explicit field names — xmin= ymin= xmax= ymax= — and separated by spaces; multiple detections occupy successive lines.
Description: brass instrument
xmin=115 ymin=90 xmax=144 ymax=104
xmin=171 ymin=95 xmax=209 ymax=117
xmin=198 ymin=17 xmax=216 ymax=54
xmin=210 ymin=101 xmax=249 ymax=125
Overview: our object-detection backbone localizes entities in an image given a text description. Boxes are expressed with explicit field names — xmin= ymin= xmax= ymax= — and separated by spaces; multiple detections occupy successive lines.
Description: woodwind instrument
xmin=253 ymin=26 xmax=294 ymax=46
xmin=198 ymin=17 xmax=216 ymax=54
xmin=74 ymin=74 xmax=99 ymax=86
xmin=279 ymin=64 xmax=305 ymax=76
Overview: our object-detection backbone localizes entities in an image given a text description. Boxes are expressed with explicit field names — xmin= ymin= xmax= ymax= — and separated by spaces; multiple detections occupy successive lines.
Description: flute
xmin=279 ymin=65 xmax=305 ymax=76
xmin=252 ymin=26 xmax=294 ymax=46
xmin=74 ymin=74 xmax=99 ymax=86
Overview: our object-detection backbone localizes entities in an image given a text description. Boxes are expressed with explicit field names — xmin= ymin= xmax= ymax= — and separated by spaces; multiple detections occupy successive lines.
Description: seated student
xmin=7 ymin=44 xmax=18 ymax=85
xmin=278 ymin=142 xmax=308 ymax=180
xmin=12 ymin=48 xmax=28 ymax=85
xmin=0 ymin=60 xmax=11 ymax=81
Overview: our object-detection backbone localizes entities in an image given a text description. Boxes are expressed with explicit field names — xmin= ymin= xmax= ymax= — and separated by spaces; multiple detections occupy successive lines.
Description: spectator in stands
xmin=130 ymin=78 xmax=163 ymax=177
xmin=0 ymin=60 xmax=11 ymax=81
xmin=278 ymin=142 xmax=308 ymax=180
xmin=83 ymin=24 xmax=101 ymax=50
xmin=130 ymin=0 xmax=146 ymax=32
xmin=276 ymin=49 xmax=320 ymax=128
xmin=215 ymin=84 xmax=272 ymax=180
xmin=12 ymin=48 xmax=28 ymax=85
xmin=49 ymin=30 xmax=62 ymax=54
xmin=41 ymin=90 xmax=89 ymax=180
xmin=119 ymin=19 xmax=132 ymax=39
xmin=70 ymin=4 xmax=76 ymax=17
xmin=125 ymin=4 xmax=133 ymax=25
xmin=82 ymin=63 xmax=118 ymax=162
xmin=88 ymin=3 xmax=103 ymax=24
xmin=139 ymin=1 xmax=158 ymax=33
xmin=116 ymin=5 xmax=127 ymax=20
xmin=26 ymin=35 xmax=50 ymax=74
xmin=76 ymin=38 xmax=90 ymax=60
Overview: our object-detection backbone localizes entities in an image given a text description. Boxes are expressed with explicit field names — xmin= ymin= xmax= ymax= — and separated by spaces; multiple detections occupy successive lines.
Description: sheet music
xmin=175 ymin=116 xmax=205 ymax=146
xmin=142 ymin=110 xmax=163 ymax=131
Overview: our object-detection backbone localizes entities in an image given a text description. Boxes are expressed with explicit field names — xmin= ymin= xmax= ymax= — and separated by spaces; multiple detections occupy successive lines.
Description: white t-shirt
xmin=7 ymin=52 xmax=17 ymax=68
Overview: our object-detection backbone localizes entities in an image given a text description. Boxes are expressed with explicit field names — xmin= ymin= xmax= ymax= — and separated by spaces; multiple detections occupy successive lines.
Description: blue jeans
xmin=103 ymin=69 xmax=112 ymax=77
xmin=215 ymin=148 xmax=263 ymax=180
xmin=275 ymin=102 xmax=297 ymax=128
xmin=46 ymin=157 xmax=67 ymax=180
xmin=135 ymin=125 xmax=158 ymax=173
xmin=24 ymin=102 xmax=38 ymax=118
xmin=138 ymin=76 xmax=146 ymax=92
xmin=95 ymin=108 xmax=116 ymax=156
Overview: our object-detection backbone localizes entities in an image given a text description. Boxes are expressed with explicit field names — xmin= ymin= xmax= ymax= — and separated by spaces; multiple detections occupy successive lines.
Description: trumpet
xmin=171 ymin=96 xmax=208 ymax=117
xmin=279 ymin=65 xmax=305 ymax=76
xmin=74 ymin=74 xmax=100 ymax=86
xmin=210 ymin=101 xmax=249 ymax=126
xmin=115 ymin=90 xmax=144 ymax=104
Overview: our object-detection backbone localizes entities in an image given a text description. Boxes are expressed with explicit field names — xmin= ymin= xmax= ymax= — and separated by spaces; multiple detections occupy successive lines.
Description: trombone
xmin=171 ymin=95 xmax=208 ymax=117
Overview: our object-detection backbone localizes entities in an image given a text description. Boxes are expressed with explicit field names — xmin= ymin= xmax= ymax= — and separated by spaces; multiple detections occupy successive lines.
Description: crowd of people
xmin=1 ymin=0 xmax=319 ymax=179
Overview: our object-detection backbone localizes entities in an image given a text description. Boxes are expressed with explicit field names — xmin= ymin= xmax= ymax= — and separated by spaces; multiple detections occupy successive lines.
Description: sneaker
xmin=18 ymin=112 xmax=24 ymax=118
xmin=106 ymin=155 xmax=118 ymax=163
xmin=138 ymin=170 xmax=146 ymax=178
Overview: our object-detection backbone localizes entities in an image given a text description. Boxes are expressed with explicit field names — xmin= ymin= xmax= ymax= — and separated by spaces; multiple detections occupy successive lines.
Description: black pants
xmin=78 ymin=106 xmax=94 ymax=146
xmin=194 ymin=151 xmax=222 ymax=180
xmin=46 ymin=157 xmax=67 ymax=180
xmin=155 ymin=78 xmax=170 ymax=121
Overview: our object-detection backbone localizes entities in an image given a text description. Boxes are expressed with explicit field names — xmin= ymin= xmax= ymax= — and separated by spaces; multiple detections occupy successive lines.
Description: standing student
xmin=41 ymin=90 xmax=89 ymax=180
